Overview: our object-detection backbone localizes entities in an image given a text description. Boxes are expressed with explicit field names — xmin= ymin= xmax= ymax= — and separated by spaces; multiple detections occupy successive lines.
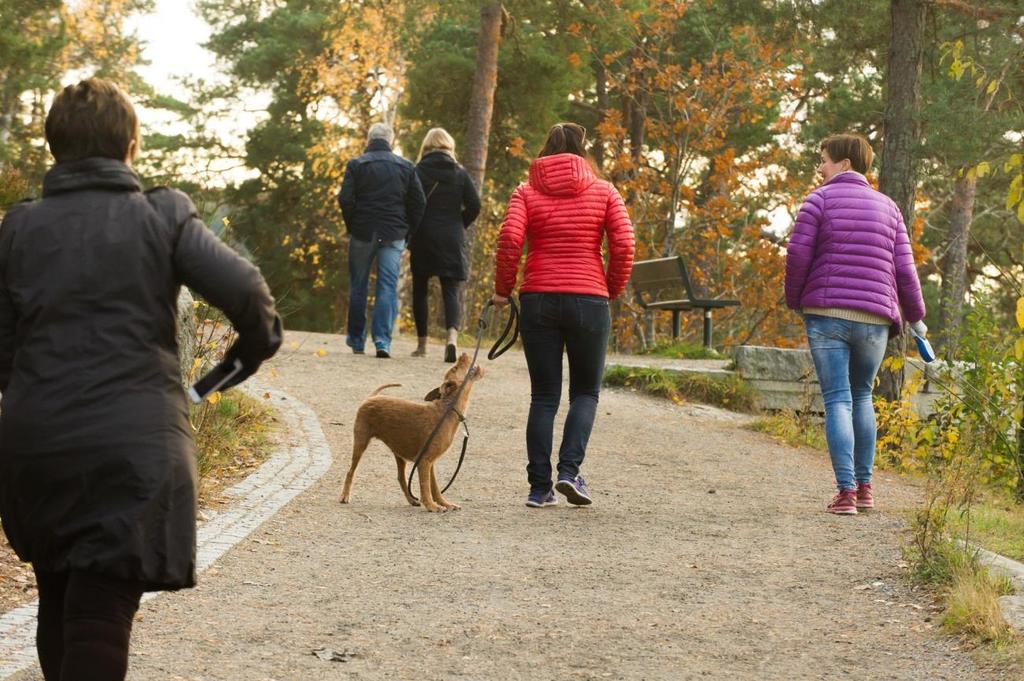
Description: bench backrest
xmin=630 ymin=256 xmax=696 ymax=307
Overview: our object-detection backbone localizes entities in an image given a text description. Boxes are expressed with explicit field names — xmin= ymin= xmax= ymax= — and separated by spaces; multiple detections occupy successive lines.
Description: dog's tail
xmin=370 ymin=383 xmax=402 ymax=396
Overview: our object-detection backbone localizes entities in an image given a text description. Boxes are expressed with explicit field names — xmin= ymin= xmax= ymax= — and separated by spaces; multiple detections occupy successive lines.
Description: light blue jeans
xmin=804 ymin=315 xmax=889 ymax=492
xmin=347 ymin=237 xmax=405 ymax=353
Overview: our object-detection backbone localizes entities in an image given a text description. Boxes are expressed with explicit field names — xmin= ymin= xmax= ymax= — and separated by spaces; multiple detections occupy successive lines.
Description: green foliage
xmin=603 ymin=365 xmax=755 ymax=412
xmin=402 ymin=8 xmax=587 ymax=195
xmin=876 ymin=293 xmax=1024 ymax=496
xmin=0 ymin=165 xmax=29 ymax=212
xmin=194 ymin=0 xmax=350 ymax=331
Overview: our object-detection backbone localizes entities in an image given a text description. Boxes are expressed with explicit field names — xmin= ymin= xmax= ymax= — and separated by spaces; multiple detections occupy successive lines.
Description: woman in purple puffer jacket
xmin=785 ymin=133 xmax=926 ymax=516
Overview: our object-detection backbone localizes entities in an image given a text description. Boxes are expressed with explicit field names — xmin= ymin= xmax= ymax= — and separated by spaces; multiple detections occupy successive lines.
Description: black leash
xmin=406 ymin=299 xmax=519 ymax=503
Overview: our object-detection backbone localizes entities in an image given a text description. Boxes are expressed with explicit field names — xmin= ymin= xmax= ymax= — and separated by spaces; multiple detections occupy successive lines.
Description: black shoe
xmin=376 ymin=349 xmax=391 ymax=359
xmin=444 ymin=344 xmax=456 ymax=363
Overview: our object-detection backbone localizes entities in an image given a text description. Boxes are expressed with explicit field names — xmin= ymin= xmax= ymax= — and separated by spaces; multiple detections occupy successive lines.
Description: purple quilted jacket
xmin=785 ymin=172 xmax=925 ymax=334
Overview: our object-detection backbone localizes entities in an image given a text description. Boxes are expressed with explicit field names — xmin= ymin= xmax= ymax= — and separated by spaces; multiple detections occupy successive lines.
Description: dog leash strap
xmin=487 ymin=299 xmax=519 ymax=360
xmin=441 ymin=425 xmax=470 ymax=495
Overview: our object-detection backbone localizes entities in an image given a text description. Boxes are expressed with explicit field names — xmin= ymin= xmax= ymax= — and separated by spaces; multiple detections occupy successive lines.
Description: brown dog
xmin=340 ymin=352 xmax=484 ymax=512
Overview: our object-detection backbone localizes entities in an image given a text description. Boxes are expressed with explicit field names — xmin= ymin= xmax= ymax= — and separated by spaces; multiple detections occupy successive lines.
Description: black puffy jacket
xmin=409 ymin=151 xmax=481 ymax=280
xmin=0 ymin=158 xmax=282 ymax=591
xmin=337 ymin=139 xmax=426 ymax=243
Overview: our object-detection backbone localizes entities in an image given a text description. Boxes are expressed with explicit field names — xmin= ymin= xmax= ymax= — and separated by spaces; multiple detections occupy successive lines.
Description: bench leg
xmin=672 ymin=310 xmax=681 ymax=339
xmin=702 ymin=309 xmax=713 ymax=349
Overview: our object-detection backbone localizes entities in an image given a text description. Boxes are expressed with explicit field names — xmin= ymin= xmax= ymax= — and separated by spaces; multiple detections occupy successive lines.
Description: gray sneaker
xmin=555 ymin=475 xmax=592 ymax=506
xmin=525 ymin=489 xmax=557 ymax=508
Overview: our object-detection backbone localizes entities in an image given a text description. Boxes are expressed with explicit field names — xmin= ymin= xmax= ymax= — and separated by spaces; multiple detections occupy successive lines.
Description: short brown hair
xmin=539 ymin=122 xmax=587 ymax=158
xmin=819 ymin=134 xmax=874 ymax=174
xmin=45 ymin=78 xmax=140 ymax=164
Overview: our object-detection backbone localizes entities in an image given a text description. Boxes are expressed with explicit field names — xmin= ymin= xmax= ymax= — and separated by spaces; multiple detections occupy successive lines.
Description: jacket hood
xmin=528 ymin=153 xmax=597 ymax=197
xmin=43 ymin=158 xmax=142 ymax=197
xmin=417 ymin=151 xmax=460 ymax=184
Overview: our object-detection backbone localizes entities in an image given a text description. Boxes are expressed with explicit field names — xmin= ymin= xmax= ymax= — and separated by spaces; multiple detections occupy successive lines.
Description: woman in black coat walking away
xmin=0 ymin=79 xmax=282 ymax=680
xmin=408 ymin=128 xmax=481 ymax=362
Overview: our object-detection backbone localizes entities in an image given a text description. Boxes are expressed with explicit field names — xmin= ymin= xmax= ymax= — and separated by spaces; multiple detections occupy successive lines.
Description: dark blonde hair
xmin=819 ymin=134 xmax=874 ymax=174
xmin=45 ymin=78 xmax=140 ymax=164
xmin=538 ymin=122 xmax=587 ymax=158
xmin=418 ymin=127 xmax=456 ymax=162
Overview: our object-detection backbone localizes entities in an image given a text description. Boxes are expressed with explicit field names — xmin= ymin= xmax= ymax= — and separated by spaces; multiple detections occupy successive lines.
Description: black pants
xmin=519 ymin=293 xmax=610 ymax=492
xmin=412 ymin=273 xmax=462 ymax=337
xmin=33 ymin=568 xmax=145 ymax=681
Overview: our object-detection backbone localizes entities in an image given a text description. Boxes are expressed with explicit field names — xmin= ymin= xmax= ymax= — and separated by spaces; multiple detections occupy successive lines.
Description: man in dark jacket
xmin=338 ymin=122 xmax=426 ymax=358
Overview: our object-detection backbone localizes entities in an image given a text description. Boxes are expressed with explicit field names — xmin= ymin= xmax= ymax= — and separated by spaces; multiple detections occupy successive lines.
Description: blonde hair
xmin=418 ymin=127 xmax=456 ymax=162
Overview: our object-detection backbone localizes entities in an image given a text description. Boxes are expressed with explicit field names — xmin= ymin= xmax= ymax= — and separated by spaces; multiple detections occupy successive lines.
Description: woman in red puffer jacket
xmin=491 ymin=122 xmax=635 ymax=509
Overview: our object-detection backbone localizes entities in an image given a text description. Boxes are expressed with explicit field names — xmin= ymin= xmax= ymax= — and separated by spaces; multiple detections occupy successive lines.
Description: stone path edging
xmin=0 ymin=382 xmax=331 ymax=679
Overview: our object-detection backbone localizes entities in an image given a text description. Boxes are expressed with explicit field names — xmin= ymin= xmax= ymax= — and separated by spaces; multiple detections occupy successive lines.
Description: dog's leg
xmin=431 ymin=465 xmax=460 ymax=511
xmin=417 ymin=460 xmax=444 ymax=512
xmin=341 ymin=424 xmax=371 ymax=504
xmin=395 ymin=454 xmax=420 ymax=506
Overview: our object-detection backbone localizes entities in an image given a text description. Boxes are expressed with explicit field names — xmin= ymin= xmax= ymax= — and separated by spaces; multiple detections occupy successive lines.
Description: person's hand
xmin=910 ymin=320 xmax=928 ymax=337
xmin=491 ymin=294 xmax=510 ymax=308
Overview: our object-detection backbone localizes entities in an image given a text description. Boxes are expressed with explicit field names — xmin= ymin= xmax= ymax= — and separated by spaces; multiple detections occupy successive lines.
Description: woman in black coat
xmin=0 ymin=79 xmax=281 ymax=680
xmin=408 ymin=128 xmax=481 ymax=362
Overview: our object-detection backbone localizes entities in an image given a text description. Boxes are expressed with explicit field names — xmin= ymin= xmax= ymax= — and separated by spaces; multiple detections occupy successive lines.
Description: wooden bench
xmin=630 ymin=256 xmax=740 ymax=348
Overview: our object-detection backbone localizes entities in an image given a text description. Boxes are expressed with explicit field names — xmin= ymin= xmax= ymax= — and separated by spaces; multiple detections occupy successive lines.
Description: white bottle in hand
xmin=909 ymin=320 xmax=935 ymax=363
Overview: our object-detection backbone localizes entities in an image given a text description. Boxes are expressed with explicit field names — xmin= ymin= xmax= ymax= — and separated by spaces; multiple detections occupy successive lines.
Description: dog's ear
xmin=423 ymin=387 xmax=442 ymax=401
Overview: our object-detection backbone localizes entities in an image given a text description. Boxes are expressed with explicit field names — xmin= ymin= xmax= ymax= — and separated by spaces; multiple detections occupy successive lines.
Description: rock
xmin=732 ymin=345 xmax=817 ymax=382
xmin=177 ymin=287 xmax=198 ymax=389
xmin=998 ymin=595 xmax=1024 ymax=634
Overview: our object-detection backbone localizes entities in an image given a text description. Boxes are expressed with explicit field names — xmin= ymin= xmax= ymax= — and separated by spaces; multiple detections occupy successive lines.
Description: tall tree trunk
xmin=460 ymin=1 xmax=504 ymax=319
xmin=592 ymin=57 xmax=608 ymax=170
xmin=462 ymin=2 xmax=504 ymax=192
xmin=937 ymin=170 xmax=976 ymax=356
xmin=628 ymin=90 xmax=646 ymax=179
xmin=661 ymin=141 xmax=684 ymax=257
xmin=875 ymin=0 xmax=927 ymax=402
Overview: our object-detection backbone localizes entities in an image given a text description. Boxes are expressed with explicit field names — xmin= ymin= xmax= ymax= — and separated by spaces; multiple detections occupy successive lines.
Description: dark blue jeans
xmin=519 ymin=293 xmax=611 ymax=492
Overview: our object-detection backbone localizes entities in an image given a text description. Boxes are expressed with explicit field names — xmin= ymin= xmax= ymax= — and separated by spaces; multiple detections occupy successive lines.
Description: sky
xmin=127 ymin=0 xmax=215 ymax=103
xmin=126 ymin=1 xmax=268 ymax=182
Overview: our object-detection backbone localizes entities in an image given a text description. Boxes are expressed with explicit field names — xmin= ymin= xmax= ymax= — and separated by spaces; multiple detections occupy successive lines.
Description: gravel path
xmin=7 ymin=330 xmax=1006 ymax=680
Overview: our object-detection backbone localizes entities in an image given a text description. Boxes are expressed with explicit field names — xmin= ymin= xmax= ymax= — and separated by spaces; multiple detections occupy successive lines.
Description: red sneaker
xmin=827 ymin=490 xmax=858 ymax=515
xmin=856 ymin=483 xmax=874 ymax=510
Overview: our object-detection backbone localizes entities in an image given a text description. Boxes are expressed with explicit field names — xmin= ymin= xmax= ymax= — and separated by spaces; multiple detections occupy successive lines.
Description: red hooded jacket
xmin=494 ymin=153 xmax=635 ymax=299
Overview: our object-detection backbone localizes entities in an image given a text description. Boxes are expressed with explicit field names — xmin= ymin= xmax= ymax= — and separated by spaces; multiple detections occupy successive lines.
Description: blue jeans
xmin=347 ymin=237 xmax=405 ymax=352
xmin=519 ymin=293 xmax=610 ymax=492
xmin=805 ymin=315 xmax=889 ymax=491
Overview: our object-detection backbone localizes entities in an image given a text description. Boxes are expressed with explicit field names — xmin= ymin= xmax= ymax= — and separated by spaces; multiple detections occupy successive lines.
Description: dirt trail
xmin=11 ymin=330 xmax=1004 ymax=680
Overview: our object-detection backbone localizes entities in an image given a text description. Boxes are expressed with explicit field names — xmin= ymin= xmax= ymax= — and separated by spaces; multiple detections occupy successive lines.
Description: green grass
xmin=603 ymin=365 xmax=755 ymax=412
xmin=640 ymin=340 xmax=726 ymax=360
xmin=948 ymin=499 xmax=1024 ymax=563
xmin=942 ymin=551 xmax=1016 ymax=643
xmin=749 ymin=411 xmax=827 ymax=450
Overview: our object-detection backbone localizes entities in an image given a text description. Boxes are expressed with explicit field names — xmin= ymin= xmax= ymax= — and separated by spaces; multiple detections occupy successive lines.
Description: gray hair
xmin=367 ymin=122 xmax=393 ymax=144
